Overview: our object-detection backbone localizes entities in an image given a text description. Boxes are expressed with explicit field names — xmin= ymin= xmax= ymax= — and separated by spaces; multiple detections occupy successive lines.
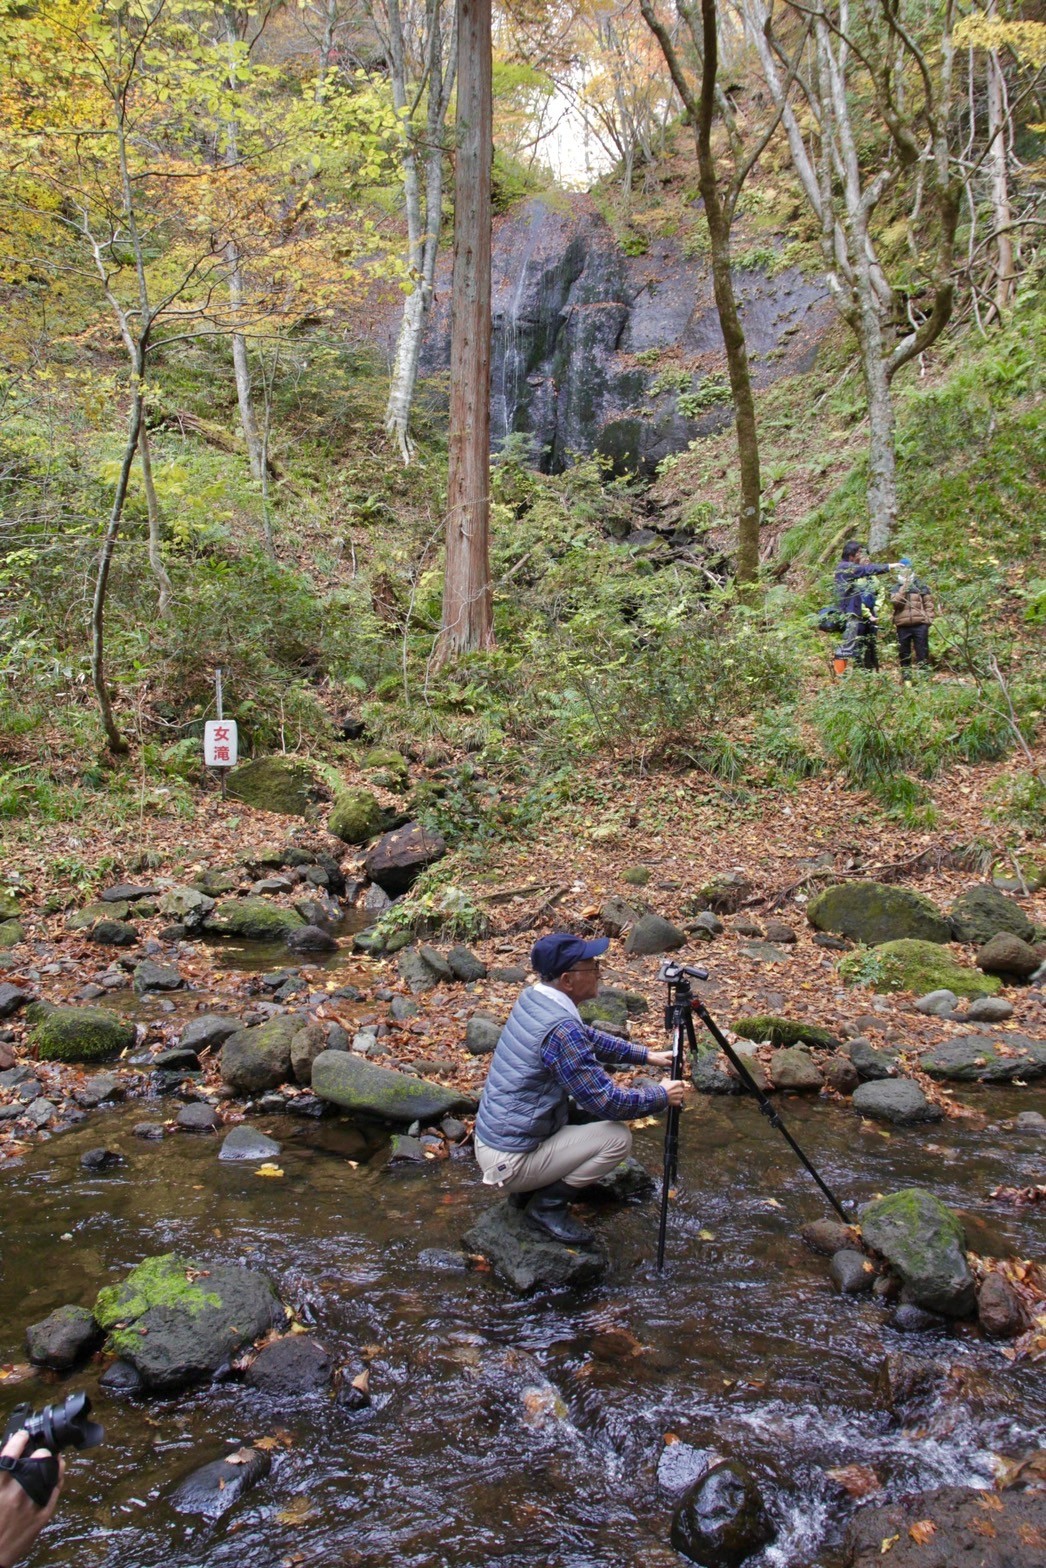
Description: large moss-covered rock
xmin=204 ymin=898 xmax=306 ymax=940
xmin=859 ymin=1188 xmax=975 ymax=1317
xmin=220 ymin=1016 xmax=300 ymax=1093
xmin=838 ymin=939 xmax=1000 ymax=998
xmin=734 ymin=1015 xmax=840 ymax=1050
xmin=328 ymin=787 xmax=384 ymax=845
xmin=0 ymin=920 xmax=24 ymax=947
xmin=67 ymin=900 xmax=131 ymax=931
xmin=31 ymin=1005 xmax=136 ymax=1063
xmin=311 ymin=1049 xmax=473 ymax=1123
xmin=93 ymin=1253 xmax=281 ymax=1393
xmin=226 ymin=756 xmax=318 ymax=817
xmin=948 ymin=883 xmax=1035 ymax=946
xmin=808 ymin=881 xmax=950 ymax=945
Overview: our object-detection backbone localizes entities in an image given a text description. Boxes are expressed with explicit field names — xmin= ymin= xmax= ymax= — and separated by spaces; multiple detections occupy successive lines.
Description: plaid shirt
xmin=541 ymin=1018 xmax=668 ymax=1120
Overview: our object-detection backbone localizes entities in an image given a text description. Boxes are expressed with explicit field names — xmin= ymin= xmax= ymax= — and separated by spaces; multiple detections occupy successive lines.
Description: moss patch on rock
xmin=808 ymin=881 xmax=950 ymax=945
xmin=838 ymin=940 xmax=1000 ymax=998
xmin=734 ymin=1015 xmax=841 ymax=1050
xmin=32 ymin=1006 xmax=136 ymax=1063
xmin=204 ymin=898 xmax=306 ymax=940
xmin=94 ymin=1253 xmax=222 ymax=1332
xmin=68 ymin=900 xmax=131 ymax=931
xmin=227 ymin=756 xmax=318 ymax=817
xmin=360 ymin=747 xmax=409 ymax=789
xmin=328 ymin=787 xmax=384 ymax=845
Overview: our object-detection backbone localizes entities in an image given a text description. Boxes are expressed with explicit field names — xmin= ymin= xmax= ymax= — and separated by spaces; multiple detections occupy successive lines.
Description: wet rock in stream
xmin=311 ymin=1049 xmax=474 ymax=1122
xmin=859 ymin=1189 xmax=976 ymax=1317
xmin=244 ymin=1334 xmax=332 ymax=1395
xmin=26 ymin=1304 xmax=103 ymax=1370
xmin=462 ymin=1201 xmax=608 ymax=1292
xmin=670 ymin=1459 xmax=776 ymax=1568
xmin=169 ymin=1446 xmax=272 ymax=1519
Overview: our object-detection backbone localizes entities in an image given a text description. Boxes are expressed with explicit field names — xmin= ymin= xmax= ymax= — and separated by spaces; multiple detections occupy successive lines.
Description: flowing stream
xmin=1 ymin=1079 xmax=1042 ymax=1567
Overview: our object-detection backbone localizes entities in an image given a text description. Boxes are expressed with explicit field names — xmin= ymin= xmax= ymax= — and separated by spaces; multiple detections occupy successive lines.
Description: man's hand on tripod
xmin=647 ymin=1050 xmax=675 ymax=1069
xmin=660 ymin=1078 xmax=687 ymax=1106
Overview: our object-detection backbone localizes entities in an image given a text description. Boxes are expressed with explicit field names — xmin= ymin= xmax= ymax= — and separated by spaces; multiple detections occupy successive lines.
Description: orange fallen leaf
xmin=908 ymin=1520 xmax=936 ymax=1545
xmin=826 ymin=1464 xmax=881 ymax=1499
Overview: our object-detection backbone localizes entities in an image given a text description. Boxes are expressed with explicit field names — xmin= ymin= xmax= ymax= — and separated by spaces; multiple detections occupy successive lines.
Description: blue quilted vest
xmin=474 ymin=987 xmax=575 ymax=1153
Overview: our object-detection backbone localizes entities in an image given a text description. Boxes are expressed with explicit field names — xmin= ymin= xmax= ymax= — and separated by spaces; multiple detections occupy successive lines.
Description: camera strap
xmin=0 ymin=1451 xmax=60 ymax=1509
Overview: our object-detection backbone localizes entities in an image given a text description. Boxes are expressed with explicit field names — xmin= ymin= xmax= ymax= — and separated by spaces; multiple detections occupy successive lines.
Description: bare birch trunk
xmin=228 ymin=250 xmax=264 ymax=482
xmin=986 ymin=15 xmax=1014 ymax=315
xmin=138 ymin=422 xmax=173 ymax=615
xmin=438 ymin=0 xmax=493 ymax=660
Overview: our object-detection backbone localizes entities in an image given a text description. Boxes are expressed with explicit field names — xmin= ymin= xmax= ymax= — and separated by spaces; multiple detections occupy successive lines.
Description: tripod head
xmin=657 ymin=961 xmax=709 ymax=992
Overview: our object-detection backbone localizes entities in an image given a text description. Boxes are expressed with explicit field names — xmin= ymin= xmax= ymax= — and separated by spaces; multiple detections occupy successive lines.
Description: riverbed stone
xmin=133 ymin=959 xmax=183 ymax=994
xmin=180 ymin=1014 xmax=241 ymax=1053
xmin=977 ymin=1272 xmax=1023 ymax=1338
xmin=445 ymin=944 xmax=487 ymax=982
xmin=966 ymin=995 xmax=1014 ymax=1023
xmin=30 ymin=1005 xmax=136 ymax=1064
xmin=847 ymin=1039 xmax=898 ymax=1080
xmin=68 ymin=901 xmax=130 ymax=932
xmin=169 ymin=1448 xmax=272 ymax=1519
xmin=219 ymin=1125 xmax=281 ymax=1163
xmin=89 ymin=919 xmax=138 ymax=947
xmin=74 ymin=1073 xmax=125 ymax=1109
xmin=285 ymin=923 xmax=338 ymax=955
xmin=220 ymin=1016 xmax=300 ymax=1093
xmin=763 ymin=920 xmax=797 ymax=944
xmin=670 ymin=1459 xmax=776 ymax=1568
xmin=839 ymin=938 xmax=1000 ymax=998
xmin=976 ymin=931 xmax=1040 ymax=978
xmin=949 ymin=883 xmax=1035 ymax=946
xmin=176 ymin=1102 xmax=221 ymax=1132
xmin=311 ymin=1049 xmax=472 ymax=1122
xmin=859 ymin=1188 xmax=975 ymax=1317
xmin=245 ymin=1334 xmax=332 ymax=1395
xmin=914 ymin=989 xmax=958 ymax=1017
xmin=698 ymin=871 xmax=752 ymax=913
xmin=825 ymin=1057 xmax=860 ymax=1095
xmin=921 ymin=1032 xmax=1046 ymax=1083
xmin=843 ymin=1483 xmax=1046 ymax=1568
xmin=770 ymin=1047 xmax=823 ymax=1091
xmin=852 ymin=1080 xmax=941 ymax=1125
xmin=808 ymin=881 xmax=950 ymax=945
xmin=396 ymin=948 xmax=440 ymax=993
xmin=364 ymin=822 xmax=446 ymax=896
xmin=93 ymin=1252 xmax=282 ymax=1393
xmin=462 ymin=1201 xmax=607 ymax=1293
xmin=624 ymin=913 xmax=686 ymax=955
xmin=26 ymin=1305 xmax=103 ymax=1370
xmin=465 ymin=1014 xmax=502 ymax=1055
xmin=830 ymin=1249 xmax=876 ymax=1294
xmin=205 ymin=899 xmax=306 ymax=940
xmin=801 ymin=1219 xmax=858 ymax=1256
xmin=157 ymin=887 xmax=215 ymax=928
xmin=0 ymin=984 xmax=29 ymax=1018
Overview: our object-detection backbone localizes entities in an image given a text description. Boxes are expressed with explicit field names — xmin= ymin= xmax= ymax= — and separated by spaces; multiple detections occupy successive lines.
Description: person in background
xmin=832 ymin=540 xmax=901 ymax=675
xmin=0 ymin=1428 xmax=64 ymax=1568
xmin=473 ymin=933 xmax=686 ymax=1245
xmin=890 ymin=557 xmax=933 ymax=679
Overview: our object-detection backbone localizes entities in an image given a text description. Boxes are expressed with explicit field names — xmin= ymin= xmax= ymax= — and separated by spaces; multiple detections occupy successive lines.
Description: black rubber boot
xmin=522 ymin=1181 xmax=594 ymax=1246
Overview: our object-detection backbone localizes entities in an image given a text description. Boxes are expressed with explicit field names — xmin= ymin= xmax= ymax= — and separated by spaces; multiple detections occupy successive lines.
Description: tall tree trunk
xmin=861 ymin=295 xmax=897 ymax=555
xmin=138 ymin=422 xmax=173 ymax=615
xmin=228 ymin=249 xmax=264 ymax=482
xmin=695 ymin=0 xmax=760 ymax=585
xmin=986 ymin=2 xmax=1014 ymax=316
xmin=438 ymin=0 xmax=493 ymax=660
xmin=93 ymin=359 xmax=145 ymax=755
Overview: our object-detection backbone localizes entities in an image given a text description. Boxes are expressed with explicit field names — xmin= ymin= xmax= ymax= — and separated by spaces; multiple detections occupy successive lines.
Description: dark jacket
xmin=834 ymin=560 xmax=891 ymax=619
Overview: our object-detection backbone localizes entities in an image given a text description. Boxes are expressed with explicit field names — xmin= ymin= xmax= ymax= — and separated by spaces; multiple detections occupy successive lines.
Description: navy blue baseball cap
xmin=530 ymin=933 xmax=610 ymax=980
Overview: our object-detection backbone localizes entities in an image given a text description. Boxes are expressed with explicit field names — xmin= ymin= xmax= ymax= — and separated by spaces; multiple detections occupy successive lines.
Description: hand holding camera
xmin=0 ymin=1393 xmax=103 ymax=1567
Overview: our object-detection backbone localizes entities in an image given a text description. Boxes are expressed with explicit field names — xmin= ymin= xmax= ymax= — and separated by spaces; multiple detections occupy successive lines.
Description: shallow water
xmin=1 ymin=1083 xmax=1043 ymax=1568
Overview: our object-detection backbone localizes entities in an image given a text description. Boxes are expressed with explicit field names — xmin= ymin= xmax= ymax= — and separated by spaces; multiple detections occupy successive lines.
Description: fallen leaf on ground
xmin=825 ymin=1464 xmax=881 ymax=1498
xmin=908 ymin=1520 xmax=936 ymax=1545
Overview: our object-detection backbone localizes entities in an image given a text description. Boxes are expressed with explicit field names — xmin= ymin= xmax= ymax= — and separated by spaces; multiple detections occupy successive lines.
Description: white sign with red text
xmin=204 ymin=719 xmax=238 ymax=768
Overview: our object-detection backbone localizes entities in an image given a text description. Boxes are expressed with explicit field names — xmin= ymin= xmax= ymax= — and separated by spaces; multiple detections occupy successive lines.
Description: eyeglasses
xmin=567 ymin=960 xmax=601 ymax=973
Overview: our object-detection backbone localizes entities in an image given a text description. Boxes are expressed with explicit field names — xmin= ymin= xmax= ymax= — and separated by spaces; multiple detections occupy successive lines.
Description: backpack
xmin=815 ymin=605 xmax=847 ymax=634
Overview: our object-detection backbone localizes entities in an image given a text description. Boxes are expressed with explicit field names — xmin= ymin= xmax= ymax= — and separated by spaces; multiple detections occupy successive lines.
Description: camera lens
xmin=23 ymin=1394 xmax=104 ymax=1453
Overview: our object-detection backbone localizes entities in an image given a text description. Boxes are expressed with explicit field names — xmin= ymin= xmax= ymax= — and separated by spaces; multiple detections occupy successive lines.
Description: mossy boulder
xmin=68 ymin=900 xmax=131 ymax=931
xmin=948 ymin=884 xmax=1035 ymax=946
xmin=921 ymin=1033 xmax=1046 ymax=1084
xmin=734 ymin=1015 xmax=841 ymax=1050
xmin=838 ymin=940 xmax=1000 ymax=998
xmin=226 ymin=756 xmax=319 ymax=817
xmin=0 ymin=920 xmax=25 ymax=947
xmin=808 ymin=881 xmax=950 ymax=945
xmin=859 ymin=1189 xmax=975 ymax=1317
xmin=220 ymin=1015 xmax=301 ymax=1093
xmin=93 ymin=1253 xmax=282 ymax=1393
xmin=328 ymin=787 xmax=384 ymax=845
xmin=0 ymin=891 xmax=21 ymax=920
xmin=204 ymin=898 xmax=306 ymax=940
xmin=31 ymin=1006 xmax=136 ymax=1063
xmin=311 ymin=1049 xmax=474 ymax=1123
xmin=360 ymin=747 xmax=409 ymax=790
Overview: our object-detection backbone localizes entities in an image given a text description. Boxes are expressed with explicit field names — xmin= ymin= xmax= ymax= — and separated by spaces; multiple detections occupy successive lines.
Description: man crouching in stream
xmin=473 ymin=933 xmax=686 ymax=1246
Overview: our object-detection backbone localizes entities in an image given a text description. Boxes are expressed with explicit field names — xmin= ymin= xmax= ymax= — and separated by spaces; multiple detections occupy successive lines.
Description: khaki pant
xmin=475 ymin=1122 xmax=632 ymax=1192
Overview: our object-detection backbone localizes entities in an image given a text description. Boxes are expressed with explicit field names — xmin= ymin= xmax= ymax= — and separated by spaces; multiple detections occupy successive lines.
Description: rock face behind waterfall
xmin=375 ymin=196 xmax=832 ymax=475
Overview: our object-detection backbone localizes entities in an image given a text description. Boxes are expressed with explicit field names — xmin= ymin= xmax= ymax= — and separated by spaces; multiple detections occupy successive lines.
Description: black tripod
xmin=656 ymin=962 xmax=851 ymax=1271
